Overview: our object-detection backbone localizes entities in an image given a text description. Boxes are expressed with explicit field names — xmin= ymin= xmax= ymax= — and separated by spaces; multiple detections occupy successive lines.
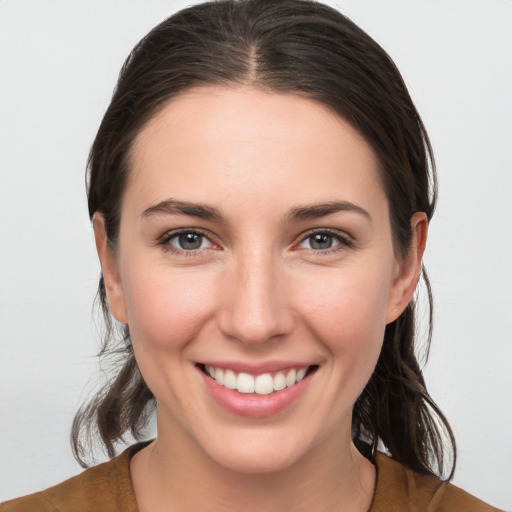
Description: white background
xmin=0 ymin=0 xmax=511 ymax=509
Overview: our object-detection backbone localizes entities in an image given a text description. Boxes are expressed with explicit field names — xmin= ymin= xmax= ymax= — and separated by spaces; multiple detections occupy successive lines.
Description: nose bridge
xmin=218 ymin=244 xmax=292 ymax=345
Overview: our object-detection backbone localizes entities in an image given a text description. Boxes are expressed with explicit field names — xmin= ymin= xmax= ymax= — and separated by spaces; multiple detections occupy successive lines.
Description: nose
xmin=217 ymin=249 xmax=294 ymax=346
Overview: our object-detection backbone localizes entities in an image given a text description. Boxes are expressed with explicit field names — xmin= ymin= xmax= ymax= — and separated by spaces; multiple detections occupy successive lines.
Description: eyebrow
xmin=141 ymin=199 xmax=224 ymax=222
xmin=140 ymin=198 xmax=371 ymax=224
xmin=285 ymin=201 xmax=372 ymax=223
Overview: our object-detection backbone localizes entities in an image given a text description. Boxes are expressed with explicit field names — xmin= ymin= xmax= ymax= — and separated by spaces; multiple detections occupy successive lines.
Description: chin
xmin=196 ymin=425 xmax=320 ymax=475
xmin=209 ymin=445 xmax=303 ymax=475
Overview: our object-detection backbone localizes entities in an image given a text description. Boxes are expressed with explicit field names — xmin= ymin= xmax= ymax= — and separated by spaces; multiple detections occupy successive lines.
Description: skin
xmin=94 ymin=85 xmax=427 ymax=512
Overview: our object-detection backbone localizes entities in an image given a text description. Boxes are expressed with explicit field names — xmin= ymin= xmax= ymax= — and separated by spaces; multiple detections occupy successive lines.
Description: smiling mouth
xmin=198 ymin=364 xmax=318 ymax=395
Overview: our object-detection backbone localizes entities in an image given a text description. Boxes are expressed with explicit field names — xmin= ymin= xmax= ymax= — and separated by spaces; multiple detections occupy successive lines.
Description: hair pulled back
xmin=74 ymin=0 xmax=456 ymax=478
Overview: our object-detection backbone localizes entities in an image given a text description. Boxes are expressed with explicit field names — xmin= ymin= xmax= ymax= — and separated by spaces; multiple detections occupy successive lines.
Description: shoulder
xmin=0 ymin=445 xmax=142 ymax=512
xmin=370 ymin=452 xmax=501 ymax=512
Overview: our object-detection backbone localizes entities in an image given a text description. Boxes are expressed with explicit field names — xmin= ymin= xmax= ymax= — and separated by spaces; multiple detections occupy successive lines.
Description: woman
xmin=0 ymin=0 xmax=502 ymax=510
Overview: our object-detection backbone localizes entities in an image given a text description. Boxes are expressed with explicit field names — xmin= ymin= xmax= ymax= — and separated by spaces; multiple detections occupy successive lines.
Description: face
xmin=96 ymin=86 xmax=424 ymax=474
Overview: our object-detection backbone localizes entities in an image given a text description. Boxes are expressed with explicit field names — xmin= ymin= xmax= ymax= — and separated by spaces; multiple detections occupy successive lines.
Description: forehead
xmin=126 ymin=85 xmax=385 ymax=216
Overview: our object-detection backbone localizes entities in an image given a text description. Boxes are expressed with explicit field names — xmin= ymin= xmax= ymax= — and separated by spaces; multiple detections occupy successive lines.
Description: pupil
xmin=179 ymin=232 xmax=202 ymax=250
xmin=311 ymin=233 xmax=332 ymax=250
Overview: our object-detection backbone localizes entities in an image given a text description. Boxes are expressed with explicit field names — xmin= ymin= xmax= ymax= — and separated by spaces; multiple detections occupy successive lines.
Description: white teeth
xmin=273 ymin=371 xmax=286 ymax=391
xmin=237 ymin=372 xmax=255 ymax=393
xmin=296 ymin=367 xmax=307 ymax=382
xmin=214 ymin=367 xmax=224 ymax=386
xmin=224 ymin=369 xmax=237 ymax=389
xmin=255 ymin=374 xmax=274 ymax=395
xmin=204 ymin=365 xmax=311 ymax=394
xmin=285 ymin=369 xmax=296 ymax=387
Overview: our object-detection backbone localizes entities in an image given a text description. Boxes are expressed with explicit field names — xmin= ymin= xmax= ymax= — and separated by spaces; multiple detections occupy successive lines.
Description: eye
xmin=162 ymin=229 xmax=215 ymax=252
xmin=297 ymin=230 xmax=353 ymax=252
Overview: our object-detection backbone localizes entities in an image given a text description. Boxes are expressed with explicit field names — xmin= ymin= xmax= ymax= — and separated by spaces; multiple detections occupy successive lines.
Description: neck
xmin=131 ymin=415 xmax=375 ymax=512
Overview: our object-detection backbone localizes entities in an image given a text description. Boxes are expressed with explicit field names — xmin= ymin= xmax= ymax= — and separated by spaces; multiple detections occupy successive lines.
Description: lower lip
xmin=200 ymin=368 xmax=314 ymax=419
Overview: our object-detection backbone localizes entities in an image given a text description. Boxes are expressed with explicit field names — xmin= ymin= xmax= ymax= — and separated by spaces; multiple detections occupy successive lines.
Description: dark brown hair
xmin=73 ymin=0 xmax=456 ymax=478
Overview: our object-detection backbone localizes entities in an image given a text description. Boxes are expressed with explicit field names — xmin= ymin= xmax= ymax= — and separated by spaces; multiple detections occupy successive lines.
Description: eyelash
xmin=158 ymin=228 xmax=216 ymax=256
xmin=296 ymin=228 xmax=355 ymax=254
xmin=158 ymin=228 xmax=354 ymax=256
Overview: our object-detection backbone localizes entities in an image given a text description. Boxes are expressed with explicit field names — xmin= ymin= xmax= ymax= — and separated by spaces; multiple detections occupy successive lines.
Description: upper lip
xmin=198 ymin=361 xmax=315 ymax=375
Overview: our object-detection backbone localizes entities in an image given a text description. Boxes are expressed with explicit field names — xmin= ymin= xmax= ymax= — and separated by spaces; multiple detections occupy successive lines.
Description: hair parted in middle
xmin=73 ymin=0 xmax=456 ymax=479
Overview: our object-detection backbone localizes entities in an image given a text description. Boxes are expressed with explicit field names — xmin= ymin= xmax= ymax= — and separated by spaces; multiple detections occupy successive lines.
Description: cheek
xmin=298 ymin=266 xmax=392 ymax=358
xmin=122 ymin=263 xmax=216 ymax=351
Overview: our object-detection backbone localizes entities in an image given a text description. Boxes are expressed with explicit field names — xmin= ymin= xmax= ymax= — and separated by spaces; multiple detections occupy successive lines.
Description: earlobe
xmin=92 ymin=214 xmax=128 ymax=324
xmin=385 ymin=212 xmax=428 ymax=324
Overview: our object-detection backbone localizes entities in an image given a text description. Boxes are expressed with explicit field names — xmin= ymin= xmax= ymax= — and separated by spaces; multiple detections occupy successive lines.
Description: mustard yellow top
xmin=0 ymin=443 xmax=500 ymax=512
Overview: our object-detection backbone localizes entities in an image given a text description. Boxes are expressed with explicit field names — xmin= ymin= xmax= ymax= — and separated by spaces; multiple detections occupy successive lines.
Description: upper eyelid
xmin=296 ymin=227 xmax=353 ymax=243
xmin=159 ymin=227 xmax=218 ymax=249
xmin=293 ymin=229 xmax=355 ymax=253
xmin=160 ymin=227 xmax=211 ymax=240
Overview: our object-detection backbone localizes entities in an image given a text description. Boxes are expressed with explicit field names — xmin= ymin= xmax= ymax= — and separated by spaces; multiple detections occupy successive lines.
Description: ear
xmin=92 ymin=213 xmax=128 ymax=324
xmin=385 ymin=212 xmax=428 ymax=324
